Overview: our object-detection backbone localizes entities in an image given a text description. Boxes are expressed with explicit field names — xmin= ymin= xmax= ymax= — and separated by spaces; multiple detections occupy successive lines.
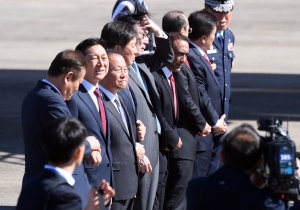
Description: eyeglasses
xmin=138 ymin=33 xmax=151 ymax=40
xmin=188 ymin=28 xmax=192 ymax=34
xmin=111 ymin=68 xmax=128 ymax=74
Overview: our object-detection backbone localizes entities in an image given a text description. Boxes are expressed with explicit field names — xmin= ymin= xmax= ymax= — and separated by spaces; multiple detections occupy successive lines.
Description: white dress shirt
xmin=45 ymin=164 xmax=75 ymax=186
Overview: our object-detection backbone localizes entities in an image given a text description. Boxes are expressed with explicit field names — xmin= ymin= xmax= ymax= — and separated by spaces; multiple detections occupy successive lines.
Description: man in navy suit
xmin=99 ymin=50 xmax=141 ymax=210
xmin=66 ymin=38 xmax=113 ymax=197
xmin=187 ymin=11 xmax=227 ymax=177
xmin=21 ymin=50 xmax=101 ymax=209
xmin=17 ymin=117 xmax=115 ymax=210
xmin=186 ymin=124 xmax=300 ymax=210
xmin=204 ymin=0 xmax=235 ymax=122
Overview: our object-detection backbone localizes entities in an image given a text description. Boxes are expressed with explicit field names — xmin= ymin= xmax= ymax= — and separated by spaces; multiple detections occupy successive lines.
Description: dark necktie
xmin=218 ymin=33 xmax=224 ymax=49
xmin=94 ymin=88 xmax=106 ymax=137
xmin=169 ymin=74 xmax=177 ymax=118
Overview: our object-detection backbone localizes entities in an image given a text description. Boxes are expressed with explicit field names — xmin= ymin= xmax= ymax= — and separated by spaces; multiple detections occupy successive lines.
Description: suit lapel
xmin=158 ymin=70 xmax=175 ymax=116
xmin=104 ymin=95 xmax=131 ymax=139
xmin=189 ymin=45 xmax=221 ymax=90
xmin=129 ymin=66 xmax=154 ymax=108
xmin=77 ymin=85 xmax=105 ymax=139
xmin=213 ymin=37 xmax=222 ymax=51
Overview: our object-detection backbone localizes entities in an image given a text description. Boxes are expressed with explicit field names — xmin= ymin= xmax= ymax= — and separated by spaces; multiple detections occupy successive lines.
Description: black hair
xmin=47 ymin=50 xmax=86 ymax=81
xmin=100 ymin=20 xmax=138 ymax=49
xmin=106 ymin=48 xmax=124 ymax=57
xmin=222 ymin=124 xmax=262 ymax=170
xmin=169 ymin=32 xmax=189 ymax=44
xmin=75 ymin=37 xmax=107 ymax=55
xmin=39 ymin=117 xmax=87 ymax=165
xmin=188 ymin=10 xmax=218 ymax=41
xmin=162 ymin=11 xmax=188 ymax=33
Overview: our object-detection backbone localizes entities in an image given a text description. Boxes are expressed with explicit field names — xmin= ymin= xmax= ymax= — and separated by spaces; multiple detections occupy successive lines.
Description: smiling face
xmin=206 ymin=7 xmax=232 ymax=31
xmin=101 ymin=53 xmax=128 ymax=95
xmin=84 ymin=44 xmax=108 ymax=86
xmin=167 ymin=39 xmax=189 ymax=72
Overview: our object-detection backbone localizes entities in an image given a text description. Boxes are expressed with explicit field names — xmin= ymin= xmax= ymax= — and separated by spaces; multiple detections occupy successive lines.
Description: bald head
xmin=162 ymin=11 xmax=189 ymax=36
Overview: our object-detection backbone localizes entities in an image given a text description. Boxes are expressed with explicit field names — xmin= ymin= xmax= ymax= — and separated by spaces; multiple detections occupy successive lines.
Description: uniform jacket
xmin=206 ymin=28 xmax=235 ymax=120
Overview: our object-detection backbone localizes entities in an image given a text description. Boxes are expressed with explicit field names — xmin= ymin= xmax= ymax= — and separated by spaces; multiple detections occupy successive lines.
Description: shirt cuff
xmin=155 ymin=31 xmax=168 ymax=39
xmin=213 ymin=120 xmax=220 ymax=128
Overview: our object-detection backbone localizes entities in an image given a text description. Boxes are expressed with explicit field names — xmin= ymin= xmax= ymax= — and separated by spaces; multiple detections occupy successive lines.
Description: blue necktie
xmin=217 ymin=32 xmax=224 ymax=49
xmin=131 ymin=62 xmax=161 ymax=134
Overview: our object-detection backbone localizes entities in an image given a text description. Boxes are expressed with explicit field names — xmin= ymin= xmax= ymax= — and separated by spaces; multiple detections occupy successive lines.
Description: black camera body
xmin=258 ymin=118 xmax=300 ymax=201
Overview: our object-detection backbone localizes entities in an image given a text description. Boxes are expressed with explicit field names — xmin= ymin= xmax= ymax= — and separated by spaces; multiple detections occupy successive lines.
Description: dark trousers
xmin=153 ymin=170 xmax=168 ymax=210
xmin=192 ymin=150 xmax=212 ymax=178
xmin=111 ymin=198 xmax=135 ymax=210
xmin=207 ymin=143 xmax=223 ymax=176
xmin=164 ymin=158 xmax=194 ymax=210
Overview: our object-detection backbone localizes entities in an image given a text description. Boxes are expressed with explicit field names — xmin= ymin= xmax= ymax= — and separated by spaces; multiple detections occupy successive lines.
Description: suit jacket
xmin=17 ymin=169 xmax=82 ymax=210
xmin=21 ymin=80 xmax=92 ymax=209
xmin=152 ymin=69 xmax=179 ymax=150
xmin=172 ymin=64 xmax=208 ymax=159
xmin=206 ymin=28 xmax=235 ymax=120
xmin=186 ymin=165 xmax=292 ymax=210
xmin=66 ymin=84 xmax=113 ymax=188
xmin=125 ymin=35 xmax=174 ymax=168
xmin=103 ymin=94 xmax=138 ymax=201
xmin=188 ymin=43 xmax=224 ymax=148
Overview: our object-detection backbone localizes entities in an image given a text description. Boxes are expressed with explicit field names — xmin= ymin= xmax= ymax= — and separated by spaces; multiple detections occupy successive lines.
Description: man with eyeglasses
xmin=114 ymin=14 xmax=174 ymax=210
xmin=99 ymin=49 xmax=140 ymax=210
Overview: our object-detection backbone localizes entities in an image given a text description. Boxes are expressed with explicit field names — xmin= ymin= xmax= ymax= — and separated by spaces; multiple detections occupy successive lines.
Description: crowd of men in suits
xmin=17 ymin=0 xmax=236 ymax=209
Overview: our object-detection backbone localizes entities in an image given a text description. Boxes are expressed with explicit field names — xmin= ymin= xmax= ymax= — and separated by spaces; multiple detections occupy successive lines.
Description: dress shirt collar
xmin=44 ymin=164 xmax=75 ymax=186
xmin=189 ymin=41 xmax=205 ymax=56
xmin=82 ymin=79 xmax=98 ymax=93
xmin=42 ymin=79 xmax=62 ymax=97
xmin=162 ymin=66 xmax=172 ymax=79
xmin=98 ymin=85 xmax=116 ymax=102
xmin=216 ymin=30 xmax=224 ymax=38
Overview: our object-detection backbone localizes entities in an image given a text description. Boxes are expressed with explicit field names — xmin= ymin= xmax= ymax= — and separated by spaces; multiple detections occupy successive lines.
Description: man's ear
xmin=220 ymin=150 xmax=225 ymax=164
xmin=179 ymin=28 xmax=185 ymax=35
xmin=200 ymin=35 xmax=207 ymax=45
xmin=74 ymin=144 xmax=85 ymax=161
xmin=114 ymin=45 xmax=122 ymax=51
xmin=63 ymin=72 xmax=74 ymax=84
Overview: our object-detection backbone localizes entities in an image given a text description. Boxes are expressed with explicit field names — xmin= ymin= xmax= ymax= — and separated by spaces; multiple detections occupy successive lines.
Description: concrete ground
xmin=0 ymin=0 xmax=300 ymax=209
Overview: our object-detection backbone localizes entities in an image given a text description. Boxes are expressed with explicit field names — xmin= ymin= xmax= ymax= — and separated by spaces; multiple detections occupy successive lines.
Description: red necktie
xmin=185 ymin=60 xmax=191 ymax=68
xmin=169 ymin=74 xmax=177 ymax=118
xmin=203 ymin=53 xmax=212 ymax=70
xmin=94 ymin=88 xmax=106 ymax=137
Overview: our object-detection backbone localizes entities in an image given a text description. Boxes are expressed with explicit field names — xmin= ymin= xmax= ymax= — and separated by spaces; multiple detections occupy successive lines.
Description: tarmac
xmin=0 ymin=0 xmax=300 ymax=209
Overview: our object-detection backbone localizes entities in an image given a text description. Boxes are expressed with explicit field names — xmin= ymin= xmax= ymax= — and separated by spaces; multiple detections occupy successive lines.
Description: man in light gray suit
xmin=101 ymin=15 xmax=174 ymax=210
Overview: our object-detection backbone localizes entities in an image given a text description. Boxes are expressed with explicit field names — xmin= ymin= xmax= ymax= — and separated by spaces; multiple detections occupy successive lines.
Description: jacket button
xmin=154 ymin=130 xmax=158 ymax=134
xmin=225 ymin=84 xmax=227 ymax=87
xmin=172 ymin=125 xmax=175 ymax=129
xmin=107 ymin=163 xmax=110 ymax=167
xmin=152 ymin=113 xmax=156 ymax=117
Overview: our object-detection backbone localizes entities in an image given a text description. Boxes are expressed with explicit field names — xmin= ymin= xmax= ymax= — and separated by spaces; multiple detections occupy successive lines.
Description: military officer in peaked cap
xmin=203 ymin=0 xmax=235 ymax=176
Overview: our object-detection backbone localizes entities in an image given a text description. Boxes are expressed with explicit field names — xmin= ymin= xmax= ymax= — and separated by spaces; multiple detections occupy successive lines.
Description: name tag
xmin=228 ymin=42 xmax=234 ymax=51
xmin=207 ymin=49 xmax=217 ymax=54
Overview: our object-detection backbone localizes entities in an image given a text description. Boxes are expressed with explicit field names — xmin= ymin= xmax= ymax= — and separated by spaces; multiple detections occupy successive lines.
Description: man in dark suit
xmin=186 ymin=124 xmax=300 ymax=210
xmin=17 ymin=117 xmax=115 ymax=210
xmin=187 ymin=10 xmax=227 ymax=178
xmin=99 ymin=50 xmax=140 ymax=210
xmin=21 ymin=50 xmax=101 ymax=209
xmin=101 ymin=17 xmax=174 ymax=210
xmin=162 ymin=12 xmax=212 ymax=208
xmin=152 ymin=32 xmax=186 ymax=210
xmin=204 ymin=0 xmax=235 ymax=123
xmin=66 ymin=38 xmax=113 ymax=197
